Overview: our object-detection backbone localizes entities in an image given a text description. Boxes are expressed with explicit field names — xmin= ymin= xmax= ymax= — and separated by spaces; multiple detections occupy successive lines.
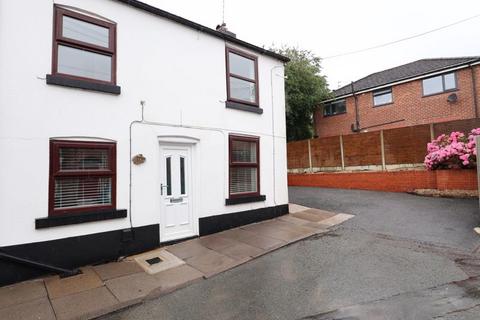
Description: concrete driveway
xmin=103 ymin=187 xmax=480 ymax=320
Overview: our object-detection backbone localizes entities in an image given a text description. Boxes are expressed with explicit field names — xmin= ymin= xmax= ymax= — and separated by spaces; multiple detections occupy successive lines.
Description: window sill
xmin=46 ymin=74 xmax=121 ymax=95
xmin=35 ymin=209 xmax=127 ymax=229
xmin=225 ymin=195 xmax=266 ymax=205
xmin=226 ymin=101 xmax=263 ymax=114
xmin=422 ymin=89 xmax=458 ymax=98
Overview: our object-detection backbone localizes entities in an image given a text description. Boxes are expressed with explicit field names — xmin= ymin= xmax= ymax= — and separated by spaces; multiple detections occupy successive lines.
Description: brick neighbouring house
xmin=314 ymin=57 xmax=480 ymax=138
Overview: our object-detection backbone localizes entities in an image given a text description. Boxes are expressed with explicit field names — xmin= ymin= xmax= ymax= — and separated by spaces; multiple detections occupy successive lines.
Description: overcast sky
xmin=146 ymin=0 xmax=480 ymax=90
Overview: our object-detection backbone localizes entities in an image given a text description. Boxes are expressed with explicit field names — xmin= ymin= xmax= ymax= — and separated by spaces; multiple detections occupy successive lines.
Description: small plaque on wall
xmin=132 ymin=154 xmax=146 ymax=165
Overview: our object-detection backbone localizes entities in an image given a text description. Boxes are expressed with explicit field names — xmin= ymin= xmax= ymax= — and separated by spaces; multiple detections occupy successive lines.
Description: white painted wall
xmin=0 ymin=0 xmax=288 ymax=247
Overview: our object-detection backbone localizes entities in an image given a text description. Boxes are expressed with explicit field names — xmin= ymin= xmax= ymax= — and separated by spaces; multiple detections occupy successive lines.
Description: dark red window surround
xmin=225 ymin=47 xmax=259 ymax=107
xmin=52 ymin=5 xmax=117 ymax=85
xmin=49 ymin=140 xmax=116 ymax=216
xmin=228 ymin=135 xmax=260 ymax=199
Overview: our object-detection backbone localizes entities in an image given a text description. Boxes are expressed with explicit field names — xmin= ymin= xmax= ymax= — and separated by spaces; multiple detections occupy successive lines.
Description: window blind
xmin=229 ymin=136 xmax=259 ymax=196
xmin=60 ymin=147 xmax=109 ymax=170
xmin=230 ymin=167 xmax=257 ymax=194
xmin=54 ymin=177 xmax=111 ymax=209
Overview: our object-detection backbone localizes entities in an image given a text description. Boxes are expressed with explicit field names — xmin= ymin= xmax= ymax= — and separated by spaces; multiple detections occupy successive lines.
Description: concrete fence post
xmin=307 ymin=139 xmax=313 ymax=173
xmin=380 ymin=130 xmax=386 ymax=171
xmin=339 ymin=135 xmax=345 ymax=170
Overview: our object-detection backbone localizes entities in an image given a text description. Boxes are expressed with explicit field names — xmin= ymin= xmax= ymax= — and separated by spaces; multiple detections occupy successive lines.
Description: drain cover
xmin=132 ymin=249 xmax=185 ymax=274
xmin=146 ymin=257 xmax=163 ymax=265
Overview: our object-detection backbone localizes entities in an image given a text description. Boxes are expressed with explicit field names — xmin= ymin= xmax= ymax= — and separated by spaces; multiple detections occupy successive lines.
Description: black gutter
xmin=0 ymin=251 xmax=80 ymax=277
xmin=329 ymin=58 xmax=480 ymax=101
xmin=113 ymin=0 xmax=290 ymax=62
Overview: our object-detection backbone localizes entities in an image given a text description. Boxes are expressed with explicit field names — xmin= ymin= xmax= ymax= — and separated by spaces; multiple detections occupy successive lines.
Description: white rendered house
xmin=0 ymin=0 xmax=289 ymax=285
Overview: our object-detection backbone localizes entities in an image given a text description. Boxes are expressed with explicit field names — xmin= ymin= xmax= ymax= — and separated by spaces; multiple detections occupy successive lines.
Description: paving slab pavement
xmin=0 ymin=204 xmax=353 ymax=320
xmin=0 ymin=279 xmax=47 ymax=309
xmin=105 ymin=272 xmax=160 ymax=303
xmin=197 ymin=234 xmax=238 ymax=251
xmin=184 ymin=249 xmax=240 ymax=277
xmin=218 ymin=228 xmax=287 ymax=250
xmin=216 ymin=242 xmax=265 ymax=260
xmin=165 ymin=239 xmax=212 ymax=260
xmin=45 ymin=267 xmax=103 ymax=300
xmin=93 ymin=261 xmax=143 ymax=281
xmin=149 ymin=265 xmax=204 ymax=297
xmin=51 ymin=286 xmax=119 ymax=320
xmin=0 ymin=297 xmax=55 ymax=320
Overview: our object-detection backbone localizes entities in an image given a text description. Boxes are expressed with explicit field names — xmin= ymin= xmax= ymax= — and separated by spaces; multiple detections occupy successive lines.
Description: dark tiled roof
xmin=114 ymin=0 xmax=289 ymax=62
xmin=333 ymin=57 xmax=480 ymax=97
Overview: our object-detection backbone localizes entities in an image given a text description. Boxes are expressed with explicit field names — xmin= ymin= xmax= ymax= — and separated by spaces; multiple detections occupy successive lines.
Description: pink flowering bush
xmin=424 ymin=128 xmax=480 ymax=170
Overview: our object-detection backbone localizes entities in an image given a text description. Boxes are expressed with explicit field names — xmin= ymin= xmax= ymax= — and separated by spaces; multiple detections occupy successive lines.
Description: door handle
xmin=160 ymin=184 xmax=169 ymax=195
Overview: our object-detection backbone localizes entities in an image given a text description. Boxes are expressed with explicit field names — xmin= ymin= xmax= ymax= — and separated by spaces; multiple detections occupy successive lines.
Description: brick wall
xmin=288 ymin=169 xmax=477 ymax=193
xmin=315 ymin=66 xmax=480 ymax=138
xmin=436 ymin=170 xmax=478 ymax=190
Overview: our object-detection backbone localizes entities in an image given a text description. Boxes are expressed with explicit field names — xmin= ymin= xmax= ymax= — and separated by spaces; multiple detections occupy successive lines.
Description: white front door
xmin=159 ymin=144 xmax=196 ymax=242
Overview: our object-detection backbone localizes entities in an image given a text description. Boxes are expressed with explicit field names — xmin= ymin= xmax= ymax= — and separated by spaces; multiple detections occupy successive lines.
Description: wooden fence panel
xmin=383 ymin=124 xmax=431 ymax=165
xmin=287 ymin=118 xmax=480 ymax=171
xmin=433 ymin=118 xmax=480 ymax=137
xmin=287 ymin=140 xmax=309 ymax=169
xmin=342 ymin=131 xmax=382 ymax=166
xmin=310 ymin=136 xmax=342 ymax=168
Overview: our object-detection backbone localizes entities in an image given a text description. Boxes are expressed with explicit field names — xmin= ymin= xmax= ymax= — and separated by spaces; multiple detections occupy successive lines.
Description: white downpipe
xmin=271 ymin=65 xmax=285 ymax=207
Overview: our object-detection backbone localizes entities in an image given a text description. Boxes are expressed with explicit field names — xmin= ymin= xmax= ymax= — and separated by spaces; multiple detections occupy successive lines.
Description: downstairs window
xmin=49 ymin=140 xmax=116 ymax=216
xmin=229 ymin=135 xmax=260 ymax=198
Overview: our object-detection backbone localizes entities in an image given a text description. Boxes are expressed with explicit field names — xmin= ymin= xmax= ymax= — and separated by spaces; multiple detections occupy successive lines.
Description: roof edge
xmin=113 ymin=0 xmax=290 ymax=62
xmin=326 ymin=58 xmax=480 ymax=102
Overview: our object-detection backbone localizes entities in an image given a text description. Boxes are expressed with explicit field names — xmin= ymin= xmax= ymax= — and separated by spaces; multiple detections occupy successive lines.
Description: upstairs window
xmin=229 ymin=135 xmax=260 ymax=198
xmin=52 ymin=6 xmax=116 ymax=84
xmin=422 ymin=72 xmax=456 ymax=96
xmin=323 ymin=99 xmax=346 ymax=116
xmin=49 ymin=140 xmax=116 ymax=216
xmin=226 ymin=47 xmax=259 ymax=106
xmin=373 ymin=88 xmax=393 ymax=106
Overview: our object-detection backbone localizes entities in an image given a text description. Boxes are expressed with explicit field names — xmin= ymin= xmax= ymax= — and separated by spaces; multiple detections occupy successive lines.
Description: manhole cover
xmin=146 ymin=257 xmax=163 ymax=265
xmin=131 ymin=249 xmax=185 ymax=274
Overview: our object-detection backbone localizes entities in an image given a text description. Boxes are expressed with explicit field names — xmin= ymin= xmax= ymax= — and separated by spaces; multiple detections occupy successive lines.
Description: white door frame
xmin=158 ymin=136 xmax=199 ymax=242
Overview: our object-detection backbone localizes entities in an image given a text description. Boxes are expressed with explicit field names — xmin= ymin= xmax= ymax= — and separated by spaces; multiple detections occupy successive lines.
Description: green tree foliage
xmin=273 ymin=46 xmax=331 ymax=141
